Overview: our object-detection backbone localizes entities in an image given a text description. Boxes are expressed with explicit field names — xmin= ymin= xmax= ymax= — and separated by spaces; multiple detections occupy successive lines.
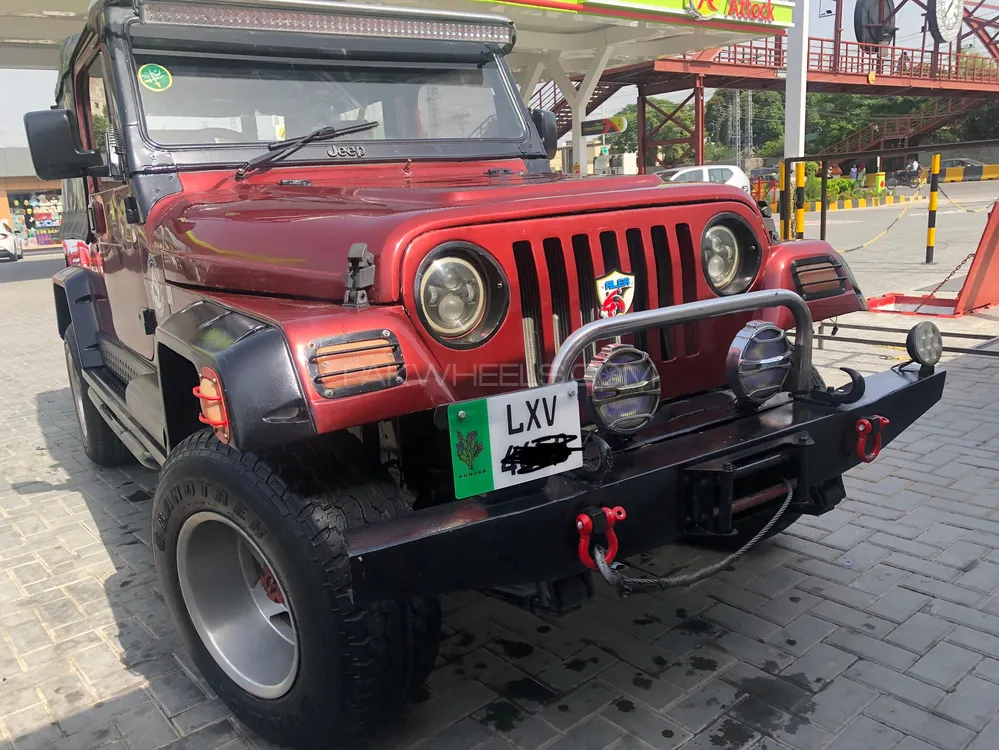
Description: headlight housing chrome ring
xmin=414 ymin=241 xmax=509 ymax=349
xmin=585 ymin=344 xmax=661 ymax=434
xmin=701 ymin=213 xmax=763 ymax=296
xmin=726 ymin=320 xmax=793 ymax=405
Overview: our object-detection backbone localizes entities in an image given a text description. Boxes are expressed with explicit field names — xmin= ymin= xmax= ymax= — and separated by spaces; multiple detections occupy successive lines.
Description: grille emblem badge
xmin=595 ymin=270 xmax=636 ymax=318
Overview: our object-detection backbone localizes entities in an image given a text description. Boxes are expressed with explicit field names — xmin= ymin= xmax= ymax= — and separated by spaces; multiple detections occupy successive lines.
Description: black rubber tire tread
xmin=63 ymin=324 xmax=133 ymax=466
xmin=153 ymin=429 xmax=440 ymax=749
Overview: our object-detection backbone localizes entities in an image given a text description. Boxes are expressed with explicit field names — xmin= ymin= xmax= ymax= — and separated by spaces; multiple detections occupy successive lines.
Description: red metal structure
xmin=868 ymin=202 xmax=999 ymax=316
xmin=529 ymin=0 xmax=999 ymax=169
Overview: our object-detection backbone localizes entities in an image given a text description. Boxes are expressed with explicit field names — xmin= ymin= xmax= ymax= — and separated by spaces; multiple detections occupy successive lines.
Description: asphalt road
xmin=803 ymin=181 xmax=999 ymax=299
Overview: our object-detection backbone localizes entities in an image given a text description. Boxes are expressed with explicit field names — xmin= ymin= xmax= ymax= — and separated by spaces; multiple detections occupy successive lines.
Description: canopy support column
xmin=784 ymin=0 xmax=810 ymax=159
xmin=515 ymin=56 xmax=546 ymax=106
xmin=545 ymin=47 xmax=613 ymax=176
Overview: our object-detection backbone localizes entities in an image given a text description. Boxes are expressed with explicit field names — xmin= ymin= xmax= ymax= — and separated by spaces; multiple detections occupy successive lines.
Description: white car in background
xmin=1 ymin=221 xmax=24 ymax=262
xmin=656 ymin=164 xmax=752 ymax=193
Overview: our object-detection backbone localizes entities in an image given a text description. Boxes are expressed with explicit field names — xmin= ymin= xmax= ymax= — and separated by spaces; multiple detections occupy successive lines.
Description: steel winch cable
xmin=592 ymin=480 xmax=794 ymax=598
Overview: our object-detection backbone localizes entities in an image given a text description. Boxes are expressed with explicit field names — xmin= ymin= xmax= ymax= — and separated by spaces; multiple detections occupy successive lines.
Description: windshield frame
xmin=102 ymin=8 xmax=546 ymax=176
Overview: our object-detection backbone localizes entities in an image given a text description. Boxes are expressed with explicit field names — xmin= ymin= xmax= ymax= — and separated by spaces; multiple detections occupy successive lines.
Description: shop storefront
xmin=7 ymin=190 xmax=63 ymax=249
xmin=1 ymin=146 xmax=63 ymax=250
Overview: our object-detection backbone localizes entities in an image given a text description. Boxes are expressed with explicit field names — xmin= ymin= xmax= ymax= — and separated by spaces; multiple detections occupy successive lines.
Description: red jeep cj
xmin=25 ymin=0 xmax=945 ymax=747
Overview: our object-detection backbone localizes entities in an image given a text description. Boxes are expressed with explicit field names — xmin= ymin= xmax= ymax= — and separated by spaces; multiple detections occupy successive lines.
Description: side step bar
xmin=83 ymin=368 xmax=166 ymax=469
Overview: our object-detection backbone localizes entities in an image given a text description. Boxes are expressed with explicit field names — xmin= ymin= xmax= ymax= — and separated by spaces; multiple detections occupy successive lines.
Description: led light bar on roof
xmin=139 ymin=1 xmax=515 ymax=48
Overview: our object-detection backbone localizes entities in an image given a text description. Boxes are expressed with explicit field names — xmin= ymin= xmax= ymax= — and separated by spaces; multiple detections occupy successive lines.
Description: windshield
xmin=132 ymin=52 xmax=526 ymax=148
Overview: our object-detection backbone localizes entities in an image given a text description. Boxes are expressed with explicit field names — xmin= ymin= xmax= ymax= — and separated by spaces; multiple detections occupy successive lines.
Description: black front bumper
xmin=347 ymin=368 xmax=945 ymax=605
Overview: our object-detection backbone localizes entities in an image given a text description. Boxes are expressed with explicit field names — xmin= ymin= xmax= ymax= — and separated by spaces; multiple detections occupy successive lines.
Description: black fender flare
xmin=156 ymin=300 xmax=315 ymax=452
xmin=53 ymin=266 xmax=102 ymax=369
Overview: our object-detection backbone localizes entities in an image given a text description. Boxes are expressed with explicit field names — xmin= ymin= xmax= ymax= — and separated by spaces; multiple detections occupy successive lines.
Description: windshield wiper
xmin=234 ymin=121 xmax=379 ymax=181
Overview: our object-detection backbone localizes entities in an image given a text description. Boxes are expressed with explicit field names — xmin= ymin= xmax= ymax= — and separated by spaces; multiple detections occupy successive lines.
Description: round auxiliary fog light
xmin=726 ymin=321 xmax=793 ymax=405
xmin=907 ymin=321 xmax=943 ymax=368
xmin=584 ymin=344 xmax=661 ymax=434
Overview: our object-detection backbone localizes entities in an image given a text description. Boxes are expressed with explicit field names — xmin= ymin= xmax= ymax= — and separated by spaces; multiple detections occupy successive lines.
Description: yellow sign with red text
xmin=473 ymin=0 xmax=794 ymax=28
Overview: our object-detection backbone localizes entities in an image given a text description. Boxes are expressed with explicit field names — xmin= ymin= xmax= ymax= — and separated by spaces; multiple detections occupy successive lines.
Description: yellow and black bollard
xmin=795 ymin=161 xmax=806 ymax=240
xmin=778 ymin=161 xmax=788 ymax=240
xmin=926 ymin=153 xmax=940 ymax=264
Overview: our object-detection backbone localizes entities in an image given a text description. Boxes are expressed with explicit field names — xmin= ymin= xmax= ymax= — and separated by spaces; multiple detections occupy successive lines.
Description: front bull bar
xmin=548 ymin=289 xmax=814 ymax=393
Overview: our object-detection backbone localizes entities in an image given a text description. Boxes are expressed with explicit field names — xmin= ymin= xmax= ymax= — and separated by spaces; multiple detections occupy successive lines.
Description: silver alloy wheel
xmin=176 ymin=511 xmax=299 ymax=699
xmin=65 ymin=340 xmax=89 ymax=443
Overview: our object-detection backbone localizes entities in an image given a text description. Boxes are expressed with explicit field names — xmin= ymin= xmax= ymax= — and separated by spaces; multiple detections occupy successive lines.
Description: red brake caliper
xmin=855 ymin=415 xmax=890 ymax=463
xmin=259 ymin=567 xmax=285 ymax=605
xmin=576 ymin=506 xmax=627 ymax=570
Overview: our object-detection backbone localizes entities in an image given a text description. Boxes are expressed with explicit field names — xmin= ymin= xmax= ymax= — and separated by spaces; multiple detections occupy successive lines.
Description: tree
xmin=93 ymin=112 xmax=108 ymax=148
xmin=705 ymin=90 xmax=785 ymax=152
xmin=605 ymin=98 xmax=703 ymax=167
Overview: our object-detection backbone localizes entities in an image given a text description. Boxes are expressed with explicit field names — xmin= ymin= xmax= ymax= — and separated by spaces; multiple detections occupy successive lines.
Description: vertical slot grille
xmin=513 ymin=241 xmax=543 ymax=387
xmin=651 ymin=225 xmax=675 ymax=361
xmin=676 ymin=223 xmax=700 ymax=356
xmin=625 ymin=228 xmax=649 ymax=354
xmin=599 ymin=231 xmax=620 ymax=271
xmin=573 ymin=234 xmax=599 ymax=363
xmin=543 ymin=238 xmax=571 ymax=351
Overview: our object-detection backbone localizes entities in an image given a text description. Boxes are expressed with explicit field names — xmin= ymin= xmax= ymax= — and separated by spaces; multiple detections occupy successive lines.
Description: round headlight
xmin=907 ymin=321 xmax=943 ymax=368
xmin=726 ymin=321 xmax=793 ymax=405
xmin=419 ymin=256 xmax=485 ymax=337
xmin=701 ymin=214 xmax=763 ymax=296
xmin=415 ymin=243 xmax=509 ymax=348
xmin=703 ymin=225 xmax=741 ymax=289
xmin=585 ymin=344 xmax=661 ymax=433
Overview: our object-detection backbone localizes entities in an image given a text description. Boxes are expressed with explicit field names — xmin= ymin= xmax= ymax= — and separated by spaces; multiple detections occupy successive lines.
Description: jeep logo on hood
xmin=328 ymin=144 xmax=366 ymax=159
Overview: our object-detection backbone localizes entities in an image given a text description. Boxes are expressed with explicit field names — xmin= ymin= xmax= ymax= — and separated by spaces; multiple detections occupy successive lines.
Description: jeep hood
xmin=153 ymin=170 xmax=756 ymax=303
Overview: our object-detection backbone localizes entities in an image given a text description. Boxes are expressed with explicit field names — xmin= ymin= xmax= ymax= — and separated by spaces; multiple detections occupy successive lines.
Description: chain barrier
xmin=839 ymin=186 xmax=923 ymax=254
xmin=938 ymin=185 xmax=993 ymax=214
xmin=912 ymin=252 xmax=977 ymax=314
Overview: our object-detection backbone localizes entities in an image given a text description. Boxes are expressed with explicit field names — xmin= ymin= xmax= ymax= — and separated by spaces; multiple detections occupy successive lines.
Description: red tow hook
xmin=855 ymin=415 xmax=890 ymax=463
xmin=576 ymin=506 xmax=627 ymax=570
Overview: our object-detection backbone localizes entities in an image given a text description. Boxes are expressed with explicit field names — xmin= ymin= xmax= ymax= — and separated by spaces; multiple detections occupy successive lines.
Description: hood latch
xmin=344 ymin=242 xmax=375 ymax=309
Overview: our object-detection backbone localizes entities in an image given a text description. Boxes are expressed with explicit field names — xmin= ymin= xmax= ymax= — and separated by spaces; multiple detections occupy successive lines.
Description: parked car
xmin=940 ymin=158 xmax=985 ymax=169
xmin=27 ymin=2 xmax=945 ymax=748
xmin=658 ymin=164 xmax=752 ymax=192
xmin=0 ymin=220 xmax=23 ymax=261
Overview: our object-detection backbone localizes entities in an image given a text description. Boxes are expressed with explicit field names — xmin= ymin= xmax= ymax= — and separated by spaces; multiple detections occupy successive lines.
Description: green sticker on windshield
xmin=138 ymin=63 xmax=172 ymax=92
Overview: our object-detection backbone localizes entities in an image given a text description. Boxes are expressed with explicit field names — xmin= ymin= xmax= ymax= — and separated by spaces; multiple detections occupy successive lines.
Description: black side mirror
xmin=531 ymin=108 xmax=558 ymax=160
xmin=23 ymin=109 xmax=105 ymax=181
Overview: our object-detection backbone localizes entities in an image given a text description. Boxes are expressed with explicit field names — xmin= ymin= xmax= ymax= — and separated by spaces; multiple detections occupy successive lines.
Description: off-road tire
xmin=152 ymin=430 xmax=441 ymax=749
xmin=691 ymin=363 xmax=826 ymax=550
xmin=63 ymin=324 xmax=133 ymax=466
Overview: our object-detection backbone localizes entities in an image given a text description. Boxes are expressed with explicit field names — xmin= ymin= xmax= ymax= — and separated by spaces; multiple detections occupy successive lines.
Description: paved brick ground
xmin=4 ymin=253 xmax=999 ymax=750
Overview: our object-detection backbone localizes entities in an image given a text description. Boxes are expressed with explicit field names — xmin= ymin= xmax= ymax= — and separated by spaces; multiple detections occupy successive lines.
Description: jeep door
xmin=77 ymin=49 xmax=156 ymax=360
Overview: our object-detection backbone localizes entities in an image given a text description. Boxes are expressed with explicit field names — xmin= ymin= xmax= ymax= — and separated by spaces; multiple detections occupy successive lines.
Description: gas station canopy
xmin=2 ymin=0 xmax=792 ymax=70
xmin=398 ymin=0 xmax=794 ymax=74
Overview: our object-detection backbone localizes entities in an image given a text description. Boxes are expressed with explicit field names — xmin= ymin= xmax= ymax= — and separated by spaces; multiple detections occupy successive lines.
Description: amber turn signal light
xmin=193 ymin=367 xmax=231 ymax=444
xmin=307 ymin=330 xmax=406 ymax=399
